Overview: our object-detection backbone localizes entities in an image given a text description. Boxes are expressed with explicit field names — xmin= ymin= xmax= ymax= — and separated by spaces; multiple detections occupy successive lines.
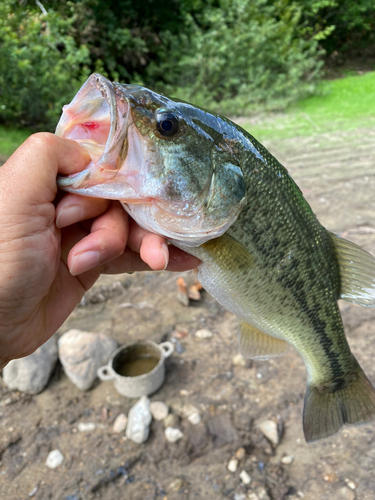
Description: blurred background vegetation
xmin=0 ymin=0 xmax=375 ymax=146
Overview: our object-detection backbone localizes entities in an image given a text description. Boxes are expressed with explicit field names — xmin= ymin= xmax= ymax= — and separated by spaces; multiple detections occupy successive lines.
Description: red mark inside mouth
xmin=81 ymin=121 xmax=100 ymax=130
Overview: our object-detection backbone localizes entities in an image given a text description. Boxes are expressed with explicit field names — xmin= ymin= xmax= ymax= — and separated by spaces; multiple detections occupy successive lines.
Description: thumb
xmin=1 ymin=133 xmax=90 ymax=206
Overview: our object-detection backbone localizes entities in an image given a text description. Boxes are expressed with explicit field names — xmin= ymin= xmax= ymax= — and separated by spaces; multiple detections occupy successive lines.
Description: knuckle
xmin=25 ymin=132 xmax=56 ymax=150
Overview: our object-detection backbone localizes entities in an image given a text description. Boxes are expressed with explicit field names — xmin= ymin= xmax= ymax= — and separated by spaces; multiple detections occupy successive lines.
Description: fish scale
xmin=56 ymin=73 xmax=375 ymax=442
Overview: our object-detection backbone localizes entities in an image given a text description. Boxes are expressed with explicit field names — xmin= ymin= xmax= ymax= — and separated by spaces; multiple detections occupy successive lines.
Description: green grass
xmin=0 ymin=126 xmax=31 ymax=159
xmin=241 ymin=71 xmax=375 ymax=142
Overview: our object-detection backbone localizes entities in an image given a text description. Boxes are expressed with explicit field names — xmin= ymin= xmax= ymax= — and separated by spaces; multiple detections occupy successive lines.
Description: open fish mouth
xmin=56 ymin=74 xmax=131 ymax=194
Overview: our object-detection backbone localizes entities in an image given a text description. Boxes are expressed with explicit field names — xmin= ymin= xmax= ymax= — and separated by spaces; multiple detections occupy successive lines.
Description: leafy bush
xmin=147 ymin=0 xmax=324 ymax=114
xmin=0 ymin=0 xmax=90 ymax=129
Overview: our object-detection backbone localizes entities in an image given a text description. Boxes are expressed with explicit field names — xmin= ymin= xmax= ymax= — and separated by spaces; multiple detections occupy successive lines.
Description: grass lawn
xmin=0 ymin=126 xmax=31 ymax=159
xmin=242 ymin=70 xmax=375 ymax=142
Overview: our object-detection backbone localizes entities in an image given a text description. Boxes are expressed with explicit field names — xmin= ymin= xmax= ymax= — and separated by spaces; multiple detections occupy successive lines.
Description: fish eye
xmin=156 ymin=111 xmax=179 ymax=137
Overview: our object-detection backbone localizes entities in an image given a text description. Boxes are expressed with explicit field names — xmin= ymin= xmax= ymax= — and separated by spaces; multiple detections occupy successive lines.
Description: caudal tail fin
xmin=303 ymin=362 xmax=375 ymax=442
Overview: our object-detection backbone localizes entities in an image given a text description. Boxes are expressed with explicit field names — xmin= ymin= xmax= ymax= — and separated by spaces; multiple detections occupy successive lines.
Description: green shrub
xmin=147 ymin=0 xmax=324 ymax=114
xmin=0 ymin=0 xmax=90 ymax=129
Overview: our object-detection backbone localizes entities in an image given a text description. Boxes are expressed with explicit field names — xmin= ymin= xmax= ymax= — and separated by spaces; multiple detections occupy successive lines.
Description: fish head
xmin=56 ymin=74 xmax=246 ymax=246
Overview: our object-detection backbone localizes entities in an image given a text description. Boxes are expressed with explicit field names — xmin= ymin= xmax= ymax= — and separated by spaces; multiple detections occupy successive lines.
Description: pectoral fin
xmin=237 ymin=321 xmax=289 ymax=360
xmin=329 ymin=232 xmax=375 ymax=307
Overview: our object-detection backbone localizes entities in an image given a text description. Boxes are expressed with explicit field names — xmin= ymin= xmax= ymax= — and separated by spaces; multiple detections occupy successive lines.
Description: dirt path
xmin=1 ymin=125 xmax=375 ymax=500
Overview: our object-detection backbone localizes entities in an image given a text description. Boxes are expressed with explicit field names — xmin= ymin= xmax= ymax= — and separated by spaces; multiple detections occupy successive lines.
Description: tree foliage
xmin=0 ymin=0 xmax=374 ymax=129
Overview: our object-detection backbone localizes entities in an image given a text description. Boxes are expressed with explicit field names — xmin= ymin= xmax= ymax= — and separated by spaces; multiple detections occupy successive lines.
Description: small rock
xmin=235 ymin=447 xmax=246 ymax=460
xmin=232 ymin=353 xmax=247 ymax=367
xmin=234 ymin=495 xmax=246 ymax=500
xmin=248 ymin=494 xmax=259 ymax=500
xmin=58 ymin=329 xmax=118 ymax=391
xmin=258 ymin=419 xmax=279 ymax=446
xmin=165 ymin=427 xmax=184 ymax=443
xmin=150 ymin=401 xmax=169 ymax=421
xmin=188 ymin=281 xmax=202 ymax=301
xmin=112 ymin=414 xmax=127 ymax=433
xmin=72 ymin=336 xmax=119 ymax=384
xmin=179 ymin=389 xmax=189 ymax=396
xmin=345 ymin=479 xmax=356 ymax=490
xmin=174 ymin=341 xmax=186 ymax=354
xmin=126 ymin=396 xmax=152 ymax=444
xmin=28 ymin=485 xmax=39 ymax=497
xmin=228 ymin=458 xmax=238 ymax=472
xmin=176 ymin=277 xmax=189 ymax=306
xmin=3 ymin=337 xmax=58 ymax=394
xmin=78 ymin=422 xmax=96 ymax=432
xmin=256 ymin=487 xmax=271 ymax=500
xmin=163 ymin=413 xmax=179 ymax=428
xmin=323 ymin=472 xmax=338 ymax=483
xmin=46 ymin=449 xmax=64 ymax=469
xmin=195 ymin=329 xmax=213 ymax=339
xmin=239 ymin=470 xmax=251 ymax=485
xmin=281 ymin=455 xmax=294 ymax=465
xmin=168 ymin=478 xmax=184 ymax=492
xmin=335 ymin=487 xmax=355 ymax=500
xmin=187 ymin=411 xmax=201 ymax=425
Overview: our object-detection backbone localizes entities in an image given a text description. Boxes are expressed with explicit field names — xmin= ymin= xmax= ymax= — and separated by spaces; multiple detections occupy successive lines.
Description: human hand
xmin=0 ymin=133 xmax=200 ymax=369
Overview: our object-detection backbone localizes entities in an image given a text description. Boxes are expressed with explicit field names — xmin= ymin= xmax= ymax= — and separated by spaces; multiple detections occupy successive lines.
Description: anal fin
xmin=238 ymin=321 xmax=289 ymax=360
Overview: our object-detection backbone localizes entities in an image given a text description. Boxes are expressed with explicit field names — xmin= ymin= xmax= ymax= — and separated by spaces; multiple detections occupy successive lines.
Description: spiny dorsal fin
xmin=238 ymin=321 xmax=289 ymax=360
xmin=329 ymin=232 xmax=375 ymax=307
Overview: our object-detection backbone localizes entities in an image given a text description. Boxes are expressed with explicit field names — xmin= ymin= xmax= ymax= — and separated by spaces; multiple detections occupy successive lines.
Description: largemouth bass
xmin=56 ymin=74 xmax=375 ymax=442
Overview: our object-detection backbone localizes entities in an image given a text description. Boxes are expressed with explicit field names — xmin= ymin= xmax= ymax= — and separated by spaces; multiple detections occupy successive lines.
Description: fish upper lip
xmin=56 ymin=73 xmax=130 ymax=189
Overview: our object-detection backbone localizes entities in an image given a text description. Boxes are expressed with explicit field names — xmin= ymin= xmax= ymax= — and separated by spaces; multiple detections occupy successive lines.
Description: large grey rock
xmin=58 ymin=329 xmax=117 ymax=391
xmin=2 ymin=337 xmax=58 ymax=394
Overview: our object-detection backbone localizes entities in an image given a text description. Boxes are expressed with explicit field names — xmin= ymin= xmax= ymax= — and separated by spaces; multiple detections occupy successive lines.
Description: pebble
xmin=235 ymin=447 xmax=246 ymax=460
xmin=165 ymin=427 xmax=184 ymax=443
xmin=335 ymin=487 xmax=356 ymax=500
xmin=239 ymin=470 xmax=251 ymax=485
xmin=195 ymin=328 xmax=213 ymax=339
xmin=3 ymin=337 xmax=58 ymax=394
xmin=58 ymin=329 xmax=118 ymax=391
xmin=228 ymin=458 xmax=239 ymax=472
xmin=258 ymin=419 xmax=279 ymax=446
xmin=150 ymin=401 xmax=169 ymax=421
xmin=78 ymin=422 xmax=96 ymax=432
xmin=163 ymin=413 xmax=179 ymax=428
xmin=232 ymin=353 xmax=247 ymax=367
xmin=345 ymin=479 xmax=356 ymax=490
xmin=255 ymin=487 xmax=271 ymax=500
xmin=187 ymin=411 xmax=201 ymax=425
xmin=168 ymin=478 xmax=184 ymax=492
xmin=46 ymin=449 xmax=64 ymax=469
xmin=248 ymin=494 xmax=259 ymax=500
xmin=112 ymin=414 xmax=128 ymax=433
xmin=281 ymin=455 xmax=294 ymax=465
xmin=323 ymin=472 xmax=337 ymax=483
xmin=126 ymin=396 xmax=152 ymax=444
xmin=234 ymin=495 xmax=246 ymax=500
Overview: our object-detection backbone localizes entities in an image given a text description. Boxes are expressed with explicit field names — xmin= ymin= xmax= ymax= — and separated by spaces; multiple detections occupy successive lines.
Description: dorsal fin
xmin=329 ymin=232 xmax=375 ymax=307
xmin=238 ymin=321 xmax=289 ymax=360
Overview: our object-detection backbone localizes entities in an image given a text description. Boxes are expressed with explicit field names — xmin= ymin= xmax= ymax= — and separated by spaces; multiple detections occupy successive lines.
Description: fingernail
xmin=56 ymin=205 xmax=85 ymax=228
xmin=69 ymin=251 xmax=101 ymax=276
xmin=161 ymin=243 xmax=169 ymax=270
